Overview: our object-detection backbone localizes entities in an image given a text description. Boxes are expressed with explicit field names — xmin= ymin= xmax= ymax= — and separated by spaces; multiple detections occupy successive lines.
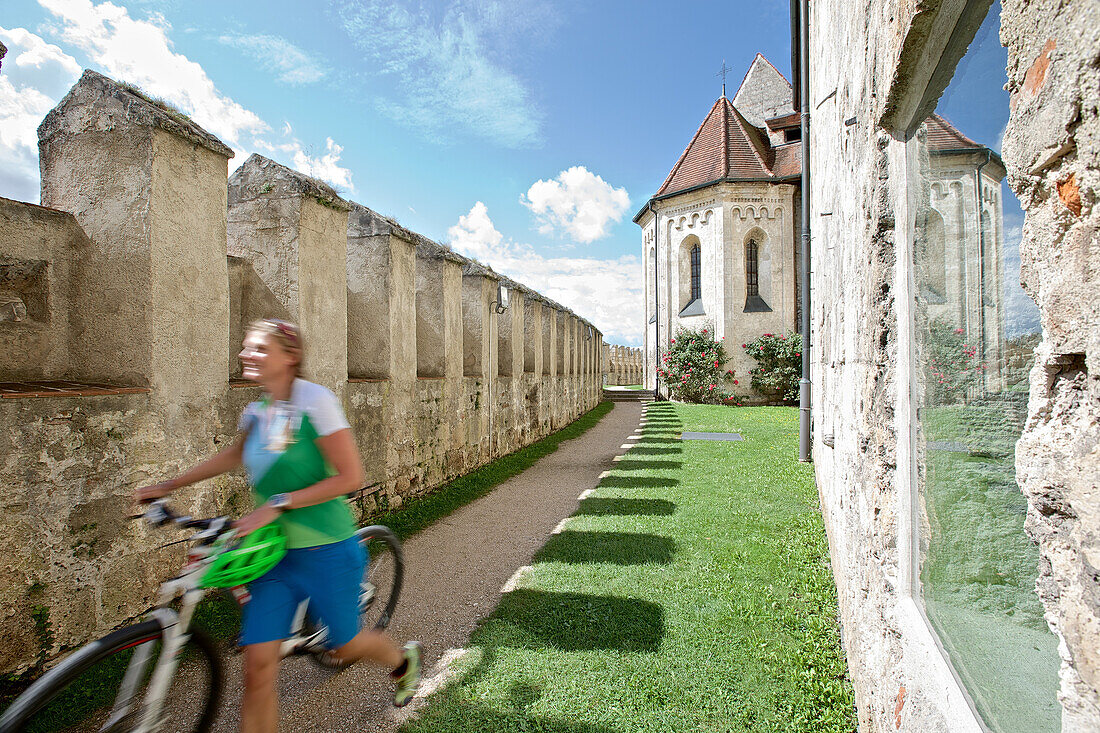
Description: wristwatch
xmin=267 ymin=493 xmax=292 ymax=513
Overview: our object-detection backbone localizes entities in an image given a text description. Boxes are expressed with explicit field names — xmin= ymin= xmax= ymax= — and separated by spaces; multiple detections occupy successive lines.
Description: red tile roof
xmin=926 ymin=113 xmax=983 ymax=151
xmin=770 ymin=143 xmax=802 ymax=178
xmin=655 ymin=96 xmax=800 ymax=198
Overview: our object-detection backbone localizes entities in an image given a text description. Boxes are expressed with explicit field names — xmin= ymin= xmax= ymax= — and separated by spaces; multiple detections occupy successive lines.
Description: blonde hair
xmin=247 ymin=318 xmax=305 ymax=378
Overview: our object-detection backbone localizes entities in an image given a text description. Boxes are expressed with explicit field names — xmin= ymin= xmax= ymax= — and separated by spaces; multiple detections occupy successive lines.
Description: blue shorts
xmin=240 ymin=535 xmax=366 ymax=648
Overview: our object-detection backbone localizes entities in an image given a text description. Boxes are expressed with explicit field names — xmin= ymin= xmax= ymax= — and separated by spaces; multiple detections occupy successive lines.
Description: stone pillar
xmin=347 ymin=204 xmax=416 ymax=384
xmin=525 ymin=298 xmax=542 ymax=375
xmin=461 ymin=266 xmax=492 ymax=378
xmin=38 ymin=70 xmax=232 ymax=399
xmin=415 ymin=252 xmax=447 ymax=379
xmin=563 ymin=314 xmax=573 ymax=378
xmin=497 ymin=283 xmax=514 ymax=378
xmin=443 ymin=260 xmax=463 ymax=388
xmin=510 ymin=290 xmax=525 ymax=382
xmin=544 ymin=305 xmax=555 ymax=376
xmin=227 ymin=155 xmax=349 ymax=392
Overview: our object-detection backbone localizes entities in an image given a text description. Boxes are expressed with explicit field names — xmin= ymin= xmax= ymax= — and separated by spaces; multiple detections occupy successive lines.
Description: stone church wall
xmin=0 ymin=70 xmax=603 ymax=674
xmin=811 ymin=0 xmax=1098 ymax=730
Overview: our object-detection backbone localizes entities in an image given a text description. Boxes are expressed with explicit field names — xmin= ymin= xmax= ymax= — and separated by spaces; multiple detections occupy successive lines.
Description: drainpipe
xmin=797 ymin=0 xmax=812 ymax=462
xmin=974 ymin=150 xmax=991 ymax=394
xmin=651 ymin=201 xmax=662 ymax=401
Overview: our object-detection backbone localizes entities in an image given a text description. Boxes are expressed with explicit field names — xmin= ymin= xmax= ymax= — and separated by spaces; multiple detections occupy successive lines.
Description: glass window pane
xmin=690 ymin=245 xmax=701 ymax=301
xmin=913 ymin=4 xmax=1059 ymax=730
xmin=746 ymin=239 xmax=759 ymax=297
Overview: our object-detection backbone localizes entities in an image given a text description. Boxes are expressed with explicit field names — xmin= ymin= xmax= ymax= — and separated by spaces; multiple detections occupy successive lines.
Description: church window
xmin=746 ymin=239 xmax=759 ymax=297
xmin=690 ymin=244 xmax=701 ymax=302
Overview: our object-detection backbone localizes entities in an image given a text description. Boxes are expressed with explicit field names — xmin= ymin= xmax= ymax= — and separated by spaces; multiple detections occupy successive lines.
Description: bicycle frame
xmin=7 ymin=504 xmax=390 ymax=733
xmin=103 ymin=559 xmax=209 ymax=733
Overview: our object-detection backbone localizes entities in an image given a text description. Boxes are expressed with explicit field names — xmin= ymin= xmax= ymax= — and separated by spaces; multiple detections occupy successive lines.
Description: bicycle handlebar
xmin=142 ymin=500 xmax=230 ymax=543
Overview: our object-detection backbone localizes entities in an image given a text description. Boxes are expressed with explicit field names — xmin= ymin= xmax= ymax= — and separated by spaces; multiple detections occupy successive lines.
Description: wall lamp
xmin=493 ymin=283 xmax=510 ymax=314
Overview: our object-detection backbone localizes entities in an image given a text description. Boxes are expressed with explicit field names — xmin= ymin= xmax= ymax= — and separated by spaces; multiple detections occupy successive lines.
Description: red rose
xmin=733 ymin=380 xmax=739 ymax=385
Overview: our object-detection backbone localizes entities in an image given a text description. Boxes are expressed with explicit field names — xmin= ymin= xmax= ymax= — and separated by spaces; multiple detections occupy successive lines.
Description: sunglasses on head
xmin=266 ymin=319 xmax=300 ymax=348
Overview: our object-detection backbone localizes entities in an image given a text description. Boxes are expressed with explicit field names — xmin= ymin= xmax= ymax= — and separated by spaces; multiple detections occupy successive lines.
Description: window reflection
xmin=912 ymin=4 xmax=1058 ymax=731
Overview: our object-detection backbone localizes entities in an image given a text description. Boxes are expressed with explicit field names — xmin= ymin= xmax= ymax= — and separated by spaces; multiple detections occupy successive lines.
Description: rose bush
xmin=658 ymin=325 xmax=740 ymax=404
xmin=743 ymin=331 xmax=802 ymax=401
xmin=926 ymin=319 xmax=983 ymax=403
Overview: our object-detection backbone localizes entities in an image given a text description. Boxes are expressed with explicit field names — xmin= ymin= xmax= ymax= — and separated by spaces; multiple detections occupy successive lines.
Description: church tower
xmin=635 ymin=54 xmax=802 ymax=396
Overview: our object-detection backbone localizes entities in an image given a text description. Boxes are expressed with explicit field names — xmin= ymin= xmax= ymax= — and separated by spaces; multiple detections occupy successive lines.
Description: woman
xmin=137 ymin=319 xmax=420 ymax=733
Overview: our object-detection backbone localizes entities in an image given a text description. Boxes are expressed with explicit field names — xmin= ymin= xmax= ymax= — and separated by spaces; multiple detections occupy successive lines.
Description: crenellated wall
xmin=0 ymin=70 xmax=603 ymax=674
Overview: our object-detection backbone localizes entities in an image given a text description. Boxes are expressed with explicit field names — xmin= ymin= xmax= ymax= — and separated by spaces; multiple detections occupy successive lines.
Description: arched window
xmin=745 ymin=239 xmax=759 ymax=297
xmin=690 ymin=244 xmax=701 ymax=301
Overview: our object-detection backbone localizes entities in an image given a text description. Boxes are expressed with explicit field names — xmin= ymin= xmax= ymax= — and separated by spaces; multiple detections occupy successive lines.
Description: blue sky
xmin=935 ymin=1 xmax=1039 ymax=338
xmin=0 ymin=0 xmax=795 ymax=346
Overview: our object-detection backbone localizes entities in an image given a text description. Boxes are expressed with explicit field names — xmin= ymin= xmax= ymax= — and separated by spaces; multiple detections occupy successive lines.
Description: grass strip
xmin=402 ymin=404 xmax=857 ymax=733
xmin=377 ymin=400 xmax=614 ymax=541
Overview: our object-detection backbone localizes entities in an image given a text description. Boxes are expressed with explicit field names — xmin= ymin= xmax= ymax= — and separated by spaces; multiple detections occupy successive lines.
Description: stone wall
xmin=0 ymin=70 xmax=603 ymax=674
xmin=1001 ymin=0 xmax=1100 ymax=726
xmin=603 ymin=344 xmax=643 ymax=386
xmin=810 ymin=0 xmax=1098 ymax=730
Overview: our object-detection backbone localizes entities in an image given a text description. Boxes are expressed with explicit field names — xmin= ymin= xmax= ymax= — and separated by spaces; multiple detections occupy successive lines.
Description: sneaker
xmin=393 ymin=641 xmax=422 ymax=707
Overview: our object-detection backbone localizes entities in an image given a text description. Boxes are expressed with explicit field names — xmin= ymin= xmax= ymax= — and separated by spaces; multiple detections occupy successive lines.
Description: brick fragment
xmin=1058 ymin=173 xmax=1082 ymax=216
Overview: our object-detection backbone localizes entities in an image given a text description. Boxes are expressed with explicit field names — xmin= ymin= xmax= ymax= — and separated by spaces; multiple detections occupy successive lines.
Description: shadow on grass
xmin=405 ymin=698 xmax=623 ymax=733
xmin=534 ymin=530 xmax=674 ymax=565
xmin=575 ymin=497 xmax=675 ymax=516
xmin=484 ymin=589 xmax=664 ymax=652
xmin=599 ymin=476 xmax=681 ymax=489
xmin=613 ymin=459 xmax=681 ymax=471
xmin=625 ymin=446 xmax=681 ymax=456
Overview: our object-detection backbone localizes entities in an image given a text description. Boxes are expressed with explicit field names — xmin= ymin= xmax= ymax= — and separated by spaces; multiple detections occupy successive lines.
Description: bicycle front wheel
xmin=0 ymin=621 xmax=221 ymax=733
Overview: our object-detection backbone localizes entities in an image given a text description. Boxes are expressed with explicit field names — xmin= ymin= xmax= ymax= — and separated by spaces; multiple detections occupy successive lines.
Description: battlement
xmin=0 ymin=70 xmax=605 ymax=674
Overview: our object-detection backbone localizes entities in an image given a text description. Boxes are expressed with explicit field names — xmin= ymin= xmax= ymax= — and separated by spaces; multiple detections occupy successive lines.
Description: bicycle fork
xmin=101 ymin=589 xmax=203 ymax=733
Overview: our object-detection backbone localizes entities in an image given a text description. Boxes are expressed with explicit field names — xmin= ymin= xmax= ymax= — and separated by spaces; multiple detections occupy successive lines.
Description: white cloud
xmin=0 ymin=2 xmax=354 ymax=198
xmin=448 ymin=202 xmax=643 ymax=345
xmin=333 ymin=0 xmax=541 ymax=147
xmin=38 ymin=0 xmax=268 ymax=149
xmin=291 ymin=138 xmax=353 ymax=192
xmin=0 ymin=26 xmax=81 ymax=201
xmin=521 ymin=166 xmax=631 ymax=243
xmin=218 ymin=33 xmax=327 ymax=86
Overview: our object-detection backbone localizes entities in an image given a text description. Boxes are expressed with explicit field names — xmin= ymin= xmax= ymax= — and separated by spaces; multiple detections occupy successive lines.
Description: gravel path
xmin=208 ymin=400 xmax=644 ymax=732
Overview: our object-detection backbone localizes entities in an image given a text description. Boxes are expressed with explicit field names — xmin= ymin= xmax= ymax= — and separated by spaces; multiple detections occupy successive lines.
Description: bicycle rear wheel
xmin=0 ymin=621 xmax=221 ymax=733
xmin=303 ymin=525 xmax=404 ymax=670
xmin=355 ymin=525 xmax=404 ymax=631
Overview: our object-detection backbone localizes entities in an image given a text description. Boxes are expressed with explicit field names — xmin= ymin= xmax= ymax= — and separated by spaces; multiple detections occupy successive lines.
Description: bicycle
xmin=0 ymin=500 xmax=404 ymax=733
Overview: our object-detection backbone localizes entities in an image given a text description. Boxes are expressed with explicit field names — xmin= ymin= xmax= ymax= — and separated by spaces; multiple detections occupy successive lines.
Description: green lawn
xmin=402 ymin=404 xmax=856 ymax=733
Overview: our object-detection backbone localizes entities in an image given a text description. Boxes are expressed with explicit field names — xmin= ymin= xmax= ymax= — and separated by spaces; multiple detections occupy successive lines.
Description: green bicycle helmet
xmin=199 ymin=524 xmax=286 ymax=588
